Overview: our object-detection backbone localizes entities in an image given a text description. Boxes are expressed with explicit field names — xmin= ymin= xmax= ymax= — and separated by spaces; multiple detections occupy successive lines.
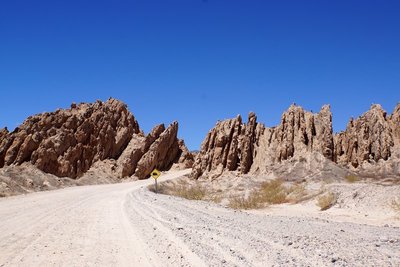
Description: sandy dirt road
xmin=1 ymin=169 xmax=399 ymax=267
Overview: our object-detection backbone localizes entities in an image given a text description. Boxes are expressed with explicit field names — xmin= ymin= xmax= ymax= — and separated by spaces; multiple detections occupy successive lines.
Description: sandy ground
xmin=1 ymin=169 xmax=399 ymax=267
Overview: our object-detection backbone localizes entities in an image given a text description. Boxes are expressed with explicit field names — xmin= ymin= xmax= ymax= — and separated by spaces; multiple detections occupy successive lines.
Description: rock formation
xmin=0 ymin=98 xmax=192 ymax=180
xmin=120 ymin=121 xmax=190 ymax=179
xmin=192 ymin=103 xmax=400 ymax=179
xmin=334 ymin=104 xmax=394 ymax=168
xmin=176 ymin=139 xmax=195 ymax=169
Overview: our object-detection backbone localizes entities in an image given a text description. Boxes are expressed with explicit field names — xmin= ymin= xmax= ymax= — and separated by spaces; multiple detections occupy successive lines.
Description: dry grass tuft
xmin=149 ymin=180 xmax=206 ymax=200
xmin=287 ymin=183 xmax=309 ymax=204
xmin=345 ymin=175 xmax=360 ymax=183
xmin=391 ymin=198 xmax=400 ymax=215
xmin=206 ymin=194 xmax=223 ymax=204
xmin=153 ymin=177 xmax=317 ymax=211
xmin=228 ymin=192 xmax=262 ymax=210
xmin=229 ymin=179 xmax=295 ymax=210
xmin=258 ymin=179 xmax=288 ymax=204
xmin=316 ymin=191 xmax=337 ymax=211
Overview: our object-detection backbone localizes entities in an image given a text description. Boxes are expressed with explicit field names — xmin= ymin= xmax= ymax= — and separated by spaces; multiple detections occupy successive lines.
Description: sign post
xmin=150 ymin=169 xmax=161 ymax=193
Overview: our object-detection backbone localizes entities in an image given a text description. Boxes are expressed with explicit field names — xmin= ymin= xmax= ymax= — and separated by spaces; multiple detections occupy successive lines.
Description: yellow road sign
xmin=150 ymin=169 xmax=161 ymax=179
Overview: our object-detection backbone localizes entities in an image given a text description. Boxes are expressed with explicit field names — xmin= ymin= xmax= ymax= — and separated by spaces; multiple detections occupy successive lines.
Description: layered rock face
xmin=0 ymin=98 xmax=192 ymax=179
xmin=192 ymin=104 xmax=334 ymax=178
xmin=117 ymin=121 xmax=193 ymax=179
xmin=334 ymin=104 xmax=395 ymax=168
xmin=192 ymin=104 xmax=400 ymax=179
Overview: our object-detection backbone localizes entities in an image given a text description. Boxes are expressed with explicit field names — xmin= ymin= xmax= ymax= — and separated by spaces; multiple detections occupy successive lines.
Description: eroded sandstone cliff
xmin=192 ymin=103 xmax=400 ymax=179
xmin=334 ymin=104 xmax=395 ymax=167
xmin=0 ymin=98 xmax=192 ymax=180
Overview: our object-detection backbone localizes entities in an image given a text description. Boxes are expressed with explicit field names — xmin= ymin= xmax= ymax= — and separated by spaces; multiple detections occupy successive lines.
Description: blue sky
xmin=1 ymin=0 xmax=399 ymax=150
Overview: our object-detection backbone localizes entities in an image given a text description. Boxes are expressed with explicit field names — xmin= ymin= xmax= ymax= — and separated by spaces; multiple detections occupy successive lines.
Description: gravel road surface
xmin=0 ymin=169 xmax=399 ymax=266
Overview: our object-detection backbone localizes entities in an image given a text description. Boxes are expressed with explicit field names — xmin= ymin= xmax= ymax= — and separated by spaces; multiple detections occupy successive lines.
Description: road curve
xmin=1 ymin=169 xmax=399 ymax=267
xmin=0 ymin=170 xmax=191 ymax=267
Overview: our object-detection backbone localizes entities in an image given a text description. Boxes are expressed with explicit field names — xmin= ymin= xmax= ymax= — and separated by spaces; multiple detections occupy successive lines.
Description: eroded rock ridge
xmin=0 ymin=98 xmax=192 ymax=179
xmin=192 ymin=104 xmax=400 ymax=179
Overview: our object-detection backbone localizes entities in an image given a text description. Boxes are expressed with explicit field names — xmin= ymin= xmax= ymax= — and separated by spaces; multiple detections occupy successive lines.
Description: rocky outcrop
xmin=192 ymin=115 xmax=244 ymax=179
xmin=123 ymin=121 xmax=183 ymax=179
xmin=116 ymin=124 xmax=166 ymax=178
xmin=143 ymin=122 xmax=181 ymax=172
xmin=267 ymin=104 xmax=334 ymax=162
xmin=192 ymin=105 xmax=334 ymax=178
xmin=0 ymin=98 xmax=193 ymax=180
xmin=334 ymin=104 xmax=397 ymax=168
xmin=0 ymin=98 xmax=138 ymax=178
xmin=192 ymin=103 xmax=400 ymax=179
xmin=176 ymin=139 xmax=195 ymax=168
xmin=390 ymin=104 xmax=400 ymax=146
xmin=0 ymin=128 xmax=9 ymax=167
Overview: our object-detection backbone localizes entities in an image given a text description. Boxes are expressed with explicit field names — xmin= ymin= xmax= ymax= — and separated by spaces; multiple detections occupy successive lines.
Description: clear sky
xmin=1 ymin=1 xmax=400 ymax=150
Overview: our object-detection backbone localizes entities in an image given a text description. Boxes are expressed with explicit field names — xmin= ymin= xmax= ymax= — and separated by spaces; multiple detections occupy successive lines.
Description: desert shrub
xmin=391 ymin=198 xmax=400 ymax=215
xmin=207 ymin=194 xmax=223 ymax=204
xmin=287 ymin=183 xmax=308 ymax=204
xmin=345 ymin=175 xmax=360 ymax=183
xmin=316 ymin=192 xmax=337 ymax=211
xmin=258 ymin=179 xmax=288 ymax=204
xmin=149 ymin=181 xmax=206 ymax=200
xmin=229 ymin=179 xmax=291 ymax=210
xmin=228 ymin=191 xmax=262 ymax=210
xmin=178 ymin=184 xmax=207 ymax=200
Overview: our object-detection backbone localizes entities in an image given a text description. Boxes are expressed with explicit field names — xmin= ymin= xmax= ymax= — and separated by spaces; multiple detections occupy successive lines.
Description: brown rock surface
xmin=192 ymin=105 xmax=335 ymax=178
xmin=192 ymin=115 xmax=244 ymax=179
xmin=116 ymin=124 xmax=165 ymax=178
xmin=0 ymin=98 xmax=139 ymax=178
xmin=0 ymin=99 xmax=193 ymax=182
xmin=175 ymin=139 xmax=195 ymax=168
xmin=265 ymin=104 xmax=334 ymax=163
xmin=134 ymin=122 xmax=181 ymax=179
xmin=116 ymin=122 xmax=192 ymax=179
xmin=334 ymin=104 xmax=395 ymax=168
xmin=192 ymin=104 xmax=400 ymax=179
xmin=390 ymin=103 xmax=400 ymax=145
xmin=0 ymin=128 xmax=10 ymax=167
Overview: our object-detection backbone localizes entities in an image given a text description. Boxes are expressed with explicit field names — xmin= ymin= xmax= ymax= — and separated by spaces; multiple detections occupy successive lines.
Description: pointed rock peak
xmin=248 ymin=112 xmax=257 ymax=120
xmin=169 ymin=121 xmax=179 ymax=129
xmin=320 ymin=104 xmax=331 ymax=113
xmin=370 ymin=103 xmax=383 ymax=109
xmin=107 ymin=97 xmax=122 ymax=103
xmin=148 ymin=124 xmax=166 ymax=138
xmin=247 ymin=112 xmax=257 ymax=126
xmin=105 ymin=97 xmax=129 ymax=110
xmin=364 ymin=104 xmax=387 ymax=119
xmin=286 ymin=103 xmax=305 ymax=113
xmin=0 ymin=127 xmax=8 ymax=134
xmin=162 ymin=121 xmax=179 ymax=137
xmin=369 ymin=103 xmax=385 ymax=112
xmin=392 ymin=103 xmax=400 ymax=114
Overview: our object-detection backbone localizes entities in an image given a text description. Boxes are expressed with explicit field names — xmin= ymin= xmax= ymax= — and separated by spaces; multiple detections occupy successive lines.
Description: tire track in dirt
xmin=123 ymin=184 xmax=400 ymax=266
xmin=1 ymin=169 xmax=399 ymax=267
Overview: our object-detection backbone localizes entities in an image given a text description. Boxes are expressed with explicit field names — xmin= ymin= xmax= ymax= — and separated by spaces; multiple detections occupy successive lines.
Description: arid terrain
xmin=1 ymin=99 xmax=400 ymax=266
xmin=0 ymin=169 xmax=399 ymax=267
